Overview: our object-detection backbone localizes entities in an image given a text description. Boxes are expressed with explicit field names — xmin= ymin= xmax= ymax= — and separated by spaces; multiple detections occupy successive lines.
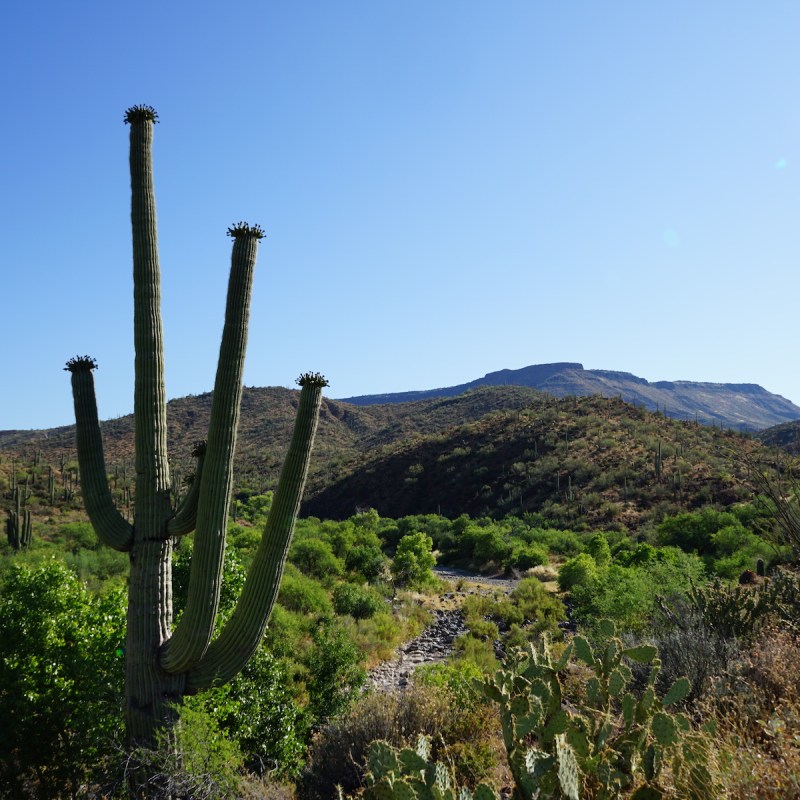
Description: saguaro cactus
xmin=6 ymin=487 xmax=32 ymax=550
xmin=65 ymin=105 xmax=326 ymax=750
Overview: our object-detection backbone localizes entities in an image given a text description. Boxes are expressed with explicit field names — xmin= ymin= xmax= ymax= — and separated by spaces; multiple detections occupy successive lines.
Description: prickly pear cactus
xmin=362 ymin=736 xmax=498 ymax=800
xmin=479 ymin=623 xmax=720 ymax=800
xmin=479 ymin=633 xmax=579 ymax=800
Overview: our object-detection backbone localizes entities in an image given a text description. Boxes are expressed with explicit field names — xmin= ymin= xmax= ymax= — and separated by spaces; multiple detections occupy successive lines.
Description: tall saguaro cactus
xmin=65 ymin=105 xmax=326 ymax=750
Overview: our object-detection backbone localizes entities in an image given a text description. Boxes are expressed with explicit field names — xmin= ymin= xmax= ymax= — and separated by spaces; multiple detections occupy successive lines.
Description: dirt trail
xmin=367 ymin=568 xmax=518 ymax=692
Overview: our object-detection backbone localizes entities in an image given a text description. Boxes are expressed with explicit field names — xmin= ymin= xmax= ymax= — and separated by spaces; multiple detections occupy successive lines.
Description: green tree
xmin=0 ymin=562 xmax=126 ymax=798
xmin=193 ymin=645 xmax=307 ymax=777
xmin=305 ymin=620 xmax=366 ymax=724
xmin=290 ymin=536 xmax=344 ymax=579
xmin=391 ymin=532 xmax=436 ymax=587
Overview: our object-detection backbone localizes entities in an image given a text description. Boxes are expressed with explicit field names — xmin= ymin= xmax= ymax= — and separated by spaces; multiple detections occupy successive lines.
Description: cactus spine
xmin=65 ymin=106 xmax=325 ymax=751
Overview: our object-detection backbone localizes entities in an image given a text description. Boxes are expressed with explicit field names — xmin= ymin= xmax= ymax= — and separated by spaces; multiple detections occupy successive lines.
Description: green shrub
xmin=345 ymin=542 xmax=388 ymax=581
xmin=557 ymin=552 xmax=598 ymax=592
xmin=509 ymin=577 xmax=565 ymax=636
xmin=509 ymin=542 xmax=549 ymax=571
xmin=116 ymin=703 xmax=245 ymax=799
xmin=278 ymin=567 xmax=333 ymax=616
xmin=586 ymin=532 xmax=611 ymax=567
xmin=290 ymin=537 xmax=344 ymax=579
xmin=300 ymin=681 xmax=498 ymax=800
xmin=569 ymin=551 xmax=705 ymax=633
xmin=452 ymin=634 xmax=498 ymax=672
xmin=305 ymin=620 xmax=366 ymax=724
xmin=195 ymin=645 xmax=307 ymax=777
xmin=262 ymin=603 xmax=312 ymax=661
xmin=333 ymin=583 xmax=387 ymax=619
xmin=471 ymin=529 xmax=513 ymax=570
xmin=528 ymin=528 xmax=583 ymax=556
xmin=56 ymin=521 xmax=97 ymax=550
xmin=0 ymin=561 xmax=126 ymax=798
xmin=392 ymin=532 xmax=436 ymax=587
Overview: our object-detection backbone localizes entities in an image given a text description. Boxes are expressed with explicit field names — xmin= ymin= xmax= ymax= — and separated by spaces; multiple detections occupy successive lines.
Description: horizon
xmin=3 ymin=359 xmax=799 ymax=434
xmin=2 ymin=2 xmax=799 ymax=429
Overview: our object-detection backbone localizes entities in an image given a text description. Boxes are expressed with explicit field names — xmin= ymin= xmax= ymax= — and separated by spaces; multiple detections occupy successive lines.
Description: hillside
xmin=1 ymin=385 xmax=774 ymax=534
xmin=759 ymin=419 xmax=800 ymax=455
xmin=0 ymin=385 xmax=546 ymax=501
xmin=339 ymin=362 xmax=800 ymax=431
xmin=303 ymin=392 xmax=765 ymax=530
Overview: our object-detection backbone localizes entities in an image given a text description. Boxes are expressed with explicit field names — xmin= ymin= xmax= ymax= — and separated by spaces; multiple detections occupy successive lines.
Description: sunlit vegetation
xmin=2 ymin=395 xmax=800 ymax=797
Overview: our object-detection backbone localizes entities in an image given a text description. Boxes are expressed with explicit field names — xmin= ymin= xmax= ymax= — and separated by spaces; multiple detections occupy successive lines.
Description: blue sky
xmin=1 ymin=2 xmax=799 ymax=430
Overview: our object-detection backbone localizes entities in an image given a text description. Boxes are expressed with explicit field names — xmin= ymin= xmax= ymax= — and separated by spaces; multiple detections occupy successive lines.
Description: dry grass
xmin=707 ymin=625 xmax=800 ymax=799
xmin=297 ymin=685 xmax=502 ymax=800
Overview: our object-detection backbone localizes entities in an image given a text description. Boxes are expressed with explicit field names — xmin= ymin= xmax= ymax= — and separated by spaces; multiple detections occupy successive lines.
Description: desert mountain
xmin=339 ymin=362 xmax=800 ymax=432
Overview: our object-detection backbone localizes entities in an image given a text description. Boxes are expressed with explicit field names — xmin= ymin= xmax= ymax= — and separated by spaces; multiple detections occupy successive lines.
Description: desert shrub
xmin=305 ymin=619 xmax=366 ymax=725
xmin=104 ymin=704 xmax=245 ymax=800
xmin=235 ymin=492 xmax=273 ymax=526
xmin=376 ymin=522 xmax=402 ymax=551
xmin=570 ymin=563 xmax=652 ymax=631
xmin=194 ymin=645 xmax=308 ymax=778
xmin=173 ymin=541 xmax=246 ymax=626
xmin=0 ymin=561 xmax=126 ymax=799
xmin=228 ymin=523 xmax=262 ymax=556
xmin=62 ymin=545 xmax=129 ymax=586
xmin=643 ymin=616 xmax=741 ymax=705
xmin=615 ymin=541 xmax=659 ymax=567
xmin=344 ymin=542 xmax=387 ymax=581
xmin=391 ymin=532 xmax=436 ymax=587
xmin=452 ymin=633 xmax=498 ymax=672
xmin=56 ymin=520 xmax=98 ymax=550
xmin=278 ymin=567 xmax=333 ymax=616
xmin=508 ymin=577 xmax=565 ymax=636
xmin=415 ymin=660 xmax=485 ymax=708
xmin=709 ymin=625 xmax=800 ymax=799
xmin=657 ymin=507 xmax=775 ymax=578
xmin=557 ymin=552 xmax=598 ymax=591
xmin=261 ymin=603 xmax=312 ymax=661
xmin=299 ymin=681 xmax=499 ymax=800
xmin=657 ymin=508 xmax=738 ymax=554
xmin=333 ymin=582 xmax=387 ymax=619
xmin=586 ymin=532 xmax=611 ymax=566
xmin=289 ymin=537 xmax=344 ymax=580
xmin=508 ymin=541 xmax=548 ymax=571
xmin=321 ymin=520 xmax=354 ymax=558
xmin=343 ymin=604 xmax=430 ymax=665
xmin=470 ymin=528 xmax=513 ymax=570
xmin=297 ymin=688 xmax=452 ymax=800
xmin=564 ymin=549 xmax=704 ymax=634
xmin=527 ymin=528 xmax=583 ymax=556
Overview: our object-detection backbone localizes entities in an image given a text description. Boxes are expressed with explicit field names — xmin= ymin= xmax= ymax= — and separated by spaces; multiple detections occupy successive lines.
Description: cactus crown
xmin=226 ymin=222 xmax=265 ymax=240
xmin=191 ymin=441 xmax=207 ymax=458
xmin=297 ymin=372 xmax=329 ymax=388
xmin=124 ymin=105 xmax=159 ymax=125
xmin=64 ymin=356 xmax=98 ymax=373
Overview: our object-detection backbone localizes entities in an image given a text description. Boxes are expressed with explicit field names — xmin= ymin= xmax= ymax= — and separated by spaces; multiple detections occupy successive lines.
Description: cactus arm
xmin=183 ymin=374 xmax=326 ymax=691
xmin=160 ymin=225 xmax=263 ymax=674
xmin=126 ymin=105 xmax=173 ymax=531
xmin=65 ymin=357 xmax=134 ymax=551
xmin=167 ymin=442 xmax=207 ymax=536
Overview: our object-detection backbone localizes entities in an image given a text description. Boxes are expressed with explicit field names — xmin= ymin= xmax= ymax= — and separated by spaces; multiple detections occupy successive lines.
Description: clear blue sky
xmin=2 ymin=2 xmax=799 ymax=430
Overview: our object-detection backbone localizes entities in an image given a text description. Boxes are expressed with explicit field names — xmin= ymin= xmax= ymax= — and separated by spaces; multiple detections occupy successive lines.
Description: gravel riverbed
xmin=367 ymin=567 xmax=519 ymax=692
